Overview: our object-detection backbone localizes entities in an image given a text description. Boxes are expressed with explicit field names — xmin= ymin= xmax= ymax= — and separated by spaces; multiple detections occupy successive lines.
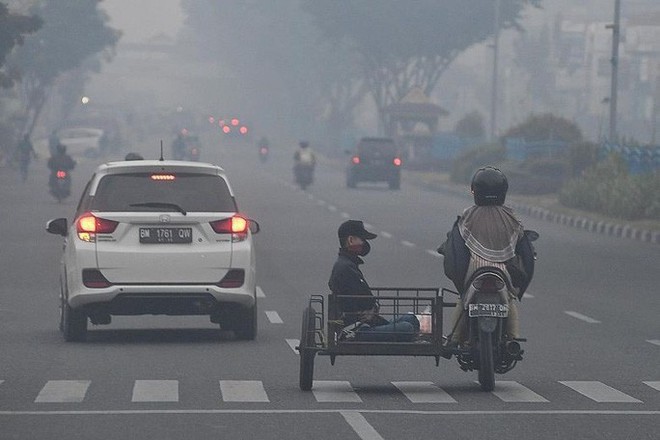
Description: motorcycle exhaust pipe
xmin=505 ymin=340 xmax=522 ymax=356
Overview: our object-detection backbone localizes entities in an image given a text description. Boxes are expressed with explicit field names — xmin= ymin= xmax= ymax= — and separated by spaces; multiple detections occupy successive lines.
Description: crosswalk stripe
xmin=560 ymin=381 xmax=642 ymax=403
xmin=219 ymin=380 xmax=269 ymax=402
xmin=492 ymin=381 xmax=549 ymax=402
xmin=256 ymin=286 xmax=266 ymax=298
xmin=312 ymin=381 xmax=362 ymax=403
xmin=132 ymin=380 xmax=179 ymax=402
xmin=35 ymin=380 xmax=90 ymax=403
xmin=643 ymin=381 xmax=660 ymax=392
xmin=265 ymin=311 xmax=283 ymax=324
xmin=286 ymin=339 xmax=299 ymax=354
xmin=392 ymin=381 xmax=457 ymax=403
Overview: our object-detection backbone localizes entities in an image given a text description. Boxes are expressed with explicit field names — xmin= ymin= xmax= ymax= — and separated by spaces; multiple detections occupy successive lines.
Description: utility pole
xmin=490 ymin=0 xmax=501 ymax=142
xmin=606 ymin=0 xmax=621 ymax=142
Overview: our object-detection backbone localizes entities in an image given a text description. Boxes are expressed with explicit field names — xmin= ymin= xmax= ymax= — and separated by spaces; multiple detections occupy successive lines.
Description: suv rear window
xmin=91 ymin=173 xmax=237 ymax=212
xmin=357 ymin=139 xmax=397 ymax=157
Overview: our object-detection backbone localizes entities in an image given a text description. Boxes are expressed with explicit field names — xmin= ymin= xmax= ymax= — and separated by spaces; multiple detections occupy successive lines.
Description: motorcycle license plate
xmin=139 ymin=227 xmax=192 ymax=244
xmin=469 ymin=303 xmax=509 ymax=318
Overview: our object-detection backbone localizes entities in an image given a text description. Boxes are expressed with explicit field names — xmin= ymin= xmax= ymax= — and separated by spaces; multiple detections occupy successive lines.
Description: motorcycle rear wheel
xmin=478 ymin=329 xmax=495 ymax=391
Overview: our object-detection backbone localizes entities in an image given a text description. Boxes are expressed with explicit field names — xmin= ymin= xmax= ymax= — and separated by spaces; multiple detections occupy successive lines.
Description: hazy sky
xmin=101 ymin=0 xmax=184 ymax=43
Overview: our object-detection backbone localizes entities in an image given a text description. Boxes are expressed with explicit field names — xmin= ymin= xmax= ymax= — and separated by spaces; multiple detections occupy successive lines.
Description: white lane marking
xmin=564 ymin=311 xmax=601 ymax=324
xmin=219 ymin=380 xmax=269 ymax=402
xmin=317 ymin=199 xmax=326 ymax=206
xmin=35 ymin=380 xmax=90 ymax=403
xmin=312 ymin=381 xmax=362 ymax=403
xmin=328 ymin=205 xmax=338 ymax=212
xmin=286 ymin=339 xmax=300 ymax=354
xmin=132 ymin=380 xmax=178 ymax=402
xmin=341 ymin=410 xmax=385 ymax=440
xmin=560 ymin=381 xmax=642 ymax=403
xmin=265 ymin=311 xmax=283 ymax=324
xmin=307 ymin=193 xmax=314 ymax=200
xmin=644 ymin=381 xmax=660 ymax=391
xmin=363 ymin=223 xmax=374 ymax=230
xmin=341 ymin=212 xmax=351 ymax=219
xmin=401 ymin=240 xmax=415 ymax=247
xmin=491 ymin=381 xmax=549 ymax=402
xmin=426 ymin=249 xmax=442 ymax=258
xmin=256 ymin=286 xmax=266 ymax=298
xmin=647 ymin=340 xmax=660 ymax=347
xmin=380 ymin=231 xmax=392 ymax=239
xmin=392 ymin=381 xmax=457 ymax=403
xmin=523 ymin=293 xmax=535 ymax=298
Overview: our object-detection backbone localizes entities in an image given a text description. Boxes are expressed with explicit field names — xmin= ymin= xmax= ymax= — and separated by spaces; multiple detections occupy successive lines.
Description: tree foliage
xmin=9 ymin=0 xmax=120 ymax=135
xmin=502 ymin=113 xmax=583 ymax=143
xmin=0 ymin=2 xmax=41 ymax=88
xmin=303 ymin=0 xmax=541 ymax=126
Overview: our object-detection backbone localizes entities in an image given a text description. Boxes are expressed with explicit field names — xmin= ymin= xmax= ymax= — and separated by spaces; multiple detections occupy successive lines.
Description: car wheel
xmin=61 ymin=295 xmax=87 ymax=342
xmin=233 ymin=303 xmax=257 ymax=340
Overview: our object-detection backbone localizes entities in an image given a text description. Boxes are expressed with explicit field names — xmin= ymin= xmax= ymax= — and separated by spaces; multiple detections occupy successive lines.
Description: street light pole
xmin=490 ymin=0 xmax=501 ymax=142
xmin=607 ymin=0 xmax=621 ymax=142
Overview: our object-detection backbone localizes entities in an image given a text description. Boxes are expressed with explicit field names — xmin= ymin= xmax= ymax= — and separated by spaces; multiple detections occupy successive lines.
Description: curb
xmin=411 ymin=177 xmax=659 ymax=245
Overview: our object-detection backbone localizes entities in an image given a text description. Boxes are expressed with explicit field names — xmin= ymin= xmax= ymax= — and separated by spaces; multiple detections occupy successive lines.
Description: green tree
xmin=303 ymin=0 xmax=541 ymax=128
xmin=0 ymin=2 xmax=41 ymax=88
xmin=502 ymin=113 xmax=583 ymax=143
xmin=9 ymin=0 xmax=120 ymax=135
xmin=455 ymin=111 xmax=486 ymax=139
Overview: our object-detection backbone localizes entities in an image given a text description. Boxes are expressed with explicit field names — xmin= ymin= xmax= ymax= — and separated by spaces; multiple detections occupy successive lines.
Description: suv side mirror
xmin=46 ymin=218 xmax=68 ymax=236
xmin=249 ymin=219 xmax=261 ymax=234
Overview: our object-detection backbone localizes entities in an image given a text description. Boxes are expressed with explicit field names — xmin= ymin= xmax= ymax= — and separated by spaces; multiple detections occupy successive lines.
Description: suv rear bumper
xmin=348 ymin=165 xmax=400 ymax=182
xmin=67 ymin=283 xmax=256 ymax=313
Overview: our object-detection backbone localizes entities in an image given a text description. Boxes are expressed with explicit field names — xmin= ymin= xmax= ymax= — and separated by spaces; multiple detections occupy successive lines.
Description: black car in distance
xmin=346 ymin=137 xmax=402 ymax=190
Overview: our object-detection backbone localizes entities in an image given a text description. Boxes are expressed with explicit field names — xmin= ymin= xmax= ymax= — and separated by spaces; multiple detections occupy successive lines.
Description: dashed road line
xmin=328 ymin=205 xmax=337 ymax=212
xmin=380 ymin=231 xmax=392 ymax=239
xmin=285 ymin=339 xmax=299 ymax=354
xmin=341 ymin=410 xmax=385 ymax=440
xmin=341 ymin=212 xmax=351 ymax=219
xmin=644 ymin=381 xmax=660 ymax=391
xmin=491 ymin=381 xmax=549 ymax=403
xmin=132 ymin=380 xmax=178 ymax=402
xmin=646 ymin=340 xmax=660 ymax=347
xmin=392 ymin=381 xmax=457 ymax=403
xmin=564 ymin=311 xmax=601 ymax=324
xmin=256 ymin=286 xmax=266 ymax=298
xmin=265 ymin=311 xmax=283 ymax=324
xmin=401 ymin=240 xmax=415 ymax=247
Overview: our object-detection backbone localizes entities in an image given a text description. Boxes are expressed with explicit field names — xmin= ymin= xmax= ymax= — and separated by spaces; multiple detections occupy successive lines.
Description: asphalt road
xmin=0 ymin=135 xmax=658 ymax=440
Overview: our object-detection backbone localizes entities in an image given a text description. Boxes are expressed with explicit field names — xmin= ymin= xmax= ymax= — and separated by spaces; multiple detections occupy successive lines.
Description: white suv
xmin=46 ymin=159 xmax=260 ymax=341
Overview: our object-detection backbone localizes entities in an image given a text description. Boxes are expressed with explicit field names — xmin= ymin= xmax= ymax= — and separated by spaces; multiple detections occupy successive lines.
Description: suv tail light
xmin=210 ymin=215 xmax=249 ymax=241
xmin=82 ymin=269 xmax=112 ymax=288
xmin=217 ymin=269 xmax=245 ymax=288
xmin=393 ymin=157 xmax=402 ymax=166
xmin=76 ymin=212 xmax=119 ymax=242
xmin=351 ymin=156 xmax=360 ymax=165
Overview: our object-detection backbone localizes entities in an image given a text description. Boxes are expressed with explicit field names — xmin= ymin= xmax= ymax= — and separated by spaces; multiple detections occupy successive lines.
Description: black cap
xmin=338 ymin=220 xmax=377 ymax=241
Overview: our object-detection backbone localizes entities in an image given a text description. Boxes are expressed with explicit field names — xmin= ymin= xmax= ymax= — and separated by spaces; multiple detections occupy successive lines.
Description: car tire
xmin=233 ymin=303 xmax=257 ymax=340
xmin=61 ymin=296 xmax=87 ymax=342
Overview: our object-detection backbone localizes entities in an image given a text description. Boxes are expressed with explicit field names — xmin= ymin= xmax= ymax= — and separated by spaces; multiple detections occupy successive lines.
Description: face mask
xmin=347 ymin=240 xmax=371 ymax=256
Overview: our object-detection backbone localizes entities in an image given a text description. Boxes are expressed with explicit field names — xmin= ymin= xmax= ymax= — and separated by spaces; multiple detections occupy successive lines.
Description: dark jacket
xmin=439 ymin=216 xmax=536 ymax=299
xmin=47 ymin=153 xmax=76 ymax=172
xmin=328 ymin=249 xmax=377 ymax=324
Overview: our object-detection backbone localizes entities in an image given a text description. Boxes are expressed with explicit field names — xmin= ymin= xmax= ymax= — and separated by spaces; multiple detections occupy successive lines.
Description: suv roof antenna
xmin=159 ymin=140 xmax=164 ymax=161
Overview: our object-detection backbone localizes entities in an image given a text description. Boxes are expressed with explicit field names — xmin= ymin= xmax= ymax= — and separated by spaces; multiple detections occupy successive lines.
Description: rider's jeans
xmin=356 ymin=314 xmax=420 ymax=342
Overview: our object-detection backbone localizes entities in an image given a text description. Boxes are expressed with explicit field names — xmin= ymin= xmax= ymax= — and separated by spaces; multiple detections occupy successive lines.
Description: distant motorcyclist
xmin=15 ymin=134 xmax=37 ymax=182
xmin=257 ymin=136 xmax=270 ymax=162
xmin=438 ymin=166 xmax=536 ymax=348
xmin=47 ymin=143 xmax=76 ymax=190
xmin=293 ymin=141 xmax=316 ymax=189
xmin=171 ymin=132 xmax=186 ymax=160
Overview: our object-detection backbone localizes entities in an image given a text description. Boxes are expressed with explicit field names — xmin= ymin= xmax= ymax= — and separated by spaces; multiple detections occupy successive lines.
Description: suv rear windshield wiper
xmin=129 ymin=202 xmax=187 ymax=216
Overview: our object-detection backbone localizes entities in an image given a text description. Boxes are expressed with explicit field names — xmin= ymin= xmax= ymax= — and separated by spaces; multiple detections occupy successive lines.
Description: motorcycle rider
xmin=171 ymin=132 xmax=186 ymax=160
xmin=15 ymin=134 xmax=37 ymax=182
xmin=438 ymin=166 xmax=536 ymax=348
xmin=329 ymin=220 xmax=419 ymax=342
xmin=47 ymin=143 xmax=76 ymax=195
xmin=293 ymin=140 xmax=316 ymax=187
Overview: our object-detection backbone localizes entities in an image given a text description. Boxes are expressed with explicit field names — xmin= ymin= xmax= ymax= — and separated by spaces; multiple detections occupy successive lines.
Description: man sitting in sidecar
xmin=328 ymin=220 xmax=419 ymax=342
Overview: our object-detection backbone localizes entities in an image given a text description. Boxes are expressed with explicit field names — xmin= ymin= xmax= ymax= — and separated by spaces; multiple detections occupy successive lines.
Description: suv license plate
xmin=468 ymin=303 xmax=509 ymax=318
xmin=139 ymin=227 xmax=192 ymax=244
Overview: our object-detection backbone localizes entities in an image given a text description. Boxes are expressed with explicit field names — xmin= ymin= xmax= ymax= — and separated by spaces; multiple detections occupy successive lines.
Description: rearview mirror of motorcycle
xmin=46 ymin=218 xmax=68 ymax=237
xmin=524 ymin=230 xmax=539 ymax=242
